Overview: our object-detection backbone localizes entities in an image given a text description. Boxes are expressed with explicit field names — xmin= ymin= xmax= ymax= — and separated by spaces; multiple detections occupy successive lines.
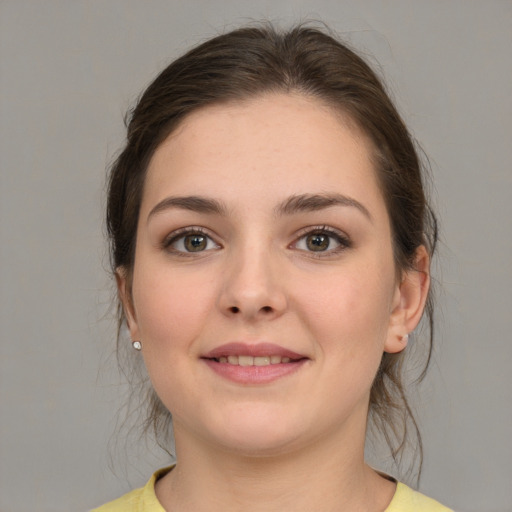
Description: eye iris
xmin=306 ymin=233 xmax=329 ymax=251
xmin=184 ymin=234 xmax=207 ymax=252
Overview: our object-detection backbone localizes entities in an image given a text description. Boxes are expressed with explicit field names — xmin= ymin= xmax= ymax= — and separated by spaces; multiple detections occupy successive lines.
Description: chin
xmin=206 ymin=403 xmax=308 ymax=457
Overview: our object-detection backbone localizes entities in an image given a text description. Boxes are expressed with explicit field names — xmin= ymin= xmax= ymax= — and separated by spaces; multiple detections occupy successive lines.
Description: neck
xmin=156 ymin=420 xmax=395 ymax=512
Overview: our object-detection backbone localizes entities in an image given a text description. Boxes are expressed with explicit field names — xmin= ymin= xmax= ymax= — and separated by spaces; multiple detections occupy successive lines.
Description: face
xmin=120 ymin=93 xmax=426 ymax=457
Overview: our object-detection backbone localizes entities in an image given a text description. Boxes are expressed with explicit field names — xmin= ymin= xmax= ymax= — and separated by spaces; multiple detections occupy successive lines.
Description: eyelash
xmin=292 ymin=225 xmax=352 ymax=257
xmin=161 ymin=225 xmax=351 ymax=257
xmin=162 ymin=227 xmax=220 ymax=257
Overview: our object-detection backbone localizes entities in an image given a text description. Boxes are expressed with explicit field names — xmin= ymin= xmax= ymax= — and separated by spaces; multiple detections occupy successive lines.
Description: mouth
xmin=202 ymin=343 xmax=309 ymax=384
xmin=208 ymin=355 xmax=299 ymax=366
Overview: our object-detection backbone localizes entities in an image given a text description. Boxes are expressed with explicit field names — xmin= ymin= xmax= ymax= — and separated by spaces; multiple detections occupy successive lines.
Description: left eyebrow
xmin=275 ymin=193 xmax=373 ymax=222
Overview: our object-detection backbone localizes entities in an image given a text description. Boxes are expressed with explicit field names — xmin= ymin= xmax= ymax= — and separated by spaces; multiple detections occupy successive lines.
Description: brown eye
xmin=184 ymin=234 xmax=207 ymax=252
xmin=306 ymin=233 xmax=330 ymax=251
xmin=166 ymin=230 xmax=219 ymax=254
xmin=294 ymin=228 xmax=349 ymax=255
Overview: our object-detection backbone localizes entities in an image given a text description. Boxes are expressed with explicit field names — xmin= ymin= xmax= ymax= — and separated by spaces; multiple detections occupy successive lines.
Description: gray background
xmin=1 ymin=1 xmax=511 ymax=511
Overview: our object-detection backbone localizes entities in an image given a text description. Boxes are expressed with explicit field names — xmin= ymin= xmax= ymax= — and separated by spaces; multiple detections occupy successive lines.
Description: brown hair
xmin=107 ymin=22 xmax=437 ymax=479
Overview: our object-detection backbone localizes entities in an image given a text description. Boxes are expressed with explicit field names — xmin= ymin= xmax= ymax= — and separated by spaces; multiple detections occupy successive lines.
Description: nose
xmin=218 ymin=245 xmax=287 ymax=322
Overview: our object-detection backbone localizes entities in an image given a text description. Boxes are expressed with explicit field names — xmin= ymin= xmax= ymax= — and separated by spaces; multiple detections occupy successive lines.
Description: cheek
xmin=296 ymin=263 xmax=395 ymax=357
xmin=131 ymin=263 xmax=216 ymax=350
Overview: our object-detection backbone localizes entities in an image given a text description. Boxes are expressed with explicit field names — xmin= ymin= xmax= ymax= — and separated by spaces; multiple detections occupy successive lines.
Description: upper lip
xmin=202 ymin=342 xmax=307 ymax=360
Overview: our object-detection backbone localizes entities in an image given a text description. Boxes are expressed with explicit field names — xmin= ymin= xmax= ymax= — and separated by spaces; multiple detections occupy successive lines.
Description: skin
xmin=118 ymin=93 xmax=430 ymax=511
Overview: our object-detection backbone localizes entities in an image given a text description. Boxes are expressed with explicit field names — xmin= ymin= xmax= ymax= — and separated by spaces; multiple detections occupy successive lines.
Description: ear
xmin=384 ymin=246 xmax=430 ymax=354
xmin=115 ymin=267 xmax=141 ymax=341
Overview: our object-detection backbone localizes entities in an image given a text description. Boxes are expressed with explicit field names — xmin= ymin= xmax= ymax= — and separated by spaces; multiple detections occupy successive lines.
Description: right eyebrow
xmin=147 ymin=195 xmax=228 ymax=222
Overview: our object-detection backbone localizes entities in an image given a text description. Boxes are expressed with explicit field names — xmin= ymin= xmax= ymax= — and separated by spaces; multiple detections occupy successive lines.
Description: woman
xmin=94 ymin=23 xmax=452 ymax=511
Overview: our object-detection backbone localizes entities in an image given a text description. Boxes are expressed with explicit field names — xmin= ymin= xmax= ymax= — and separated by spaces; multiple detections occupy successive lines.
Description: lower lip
xmin=203 ymin=359 xmax=307 ymax=384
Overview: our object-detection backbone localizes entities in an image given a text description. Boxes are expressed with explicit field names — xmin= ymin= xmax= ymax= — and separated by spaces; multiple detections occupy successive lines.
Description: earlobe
xmin=115 ymin=267 xmax=140 ymax=340
xmin=384 ymin=246 xmax=430 ymax=354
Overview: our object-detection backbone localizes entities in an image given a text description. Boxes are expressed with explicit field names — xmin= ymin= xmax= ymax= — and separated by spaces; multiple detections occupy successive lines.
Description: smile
xmin=214 ymin=355 xmax=293 ymax=366
xmin=202 ymin=343 xmax=308 ymax=384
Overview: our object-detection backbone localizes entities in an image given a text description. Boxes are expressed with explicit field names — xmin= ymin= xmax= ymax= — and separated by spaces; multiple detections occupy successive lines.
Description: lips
xmin=203 ymin=342 xmax=306 ymax=361
xmin=202 ymin=342 xmax=308 ymax=384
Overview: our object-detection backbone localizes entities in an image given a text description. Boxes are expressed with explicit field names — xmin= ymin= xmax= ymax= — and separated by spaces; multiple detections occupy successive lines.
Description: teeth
xmin=217 ymin=355 xmax=294 ymax=366
xmin=238 ymin=355 xmax=253 ymax=366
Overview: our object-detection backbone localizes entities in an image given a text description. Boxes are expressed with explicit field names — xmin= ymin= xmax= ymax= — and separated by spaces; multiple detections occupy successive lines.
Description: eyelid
xmin=162 ymin=226 xmax=221 ymax=254
xmin=291 ymin=225 xmax=352 ymax=254
xmin=160 ymin=224 xmax=350 ymax=256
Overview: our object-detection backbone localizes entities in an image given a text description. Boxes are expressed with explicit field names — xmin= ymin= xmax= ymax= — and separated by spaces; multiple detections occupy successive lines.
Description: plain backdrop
xmin=1 ymin=1 xmax=511 ymax=511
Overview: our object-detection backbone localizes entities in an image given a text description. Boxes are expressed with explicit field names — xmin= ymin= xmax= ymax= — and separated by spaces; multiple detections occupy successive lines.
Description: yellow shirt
xmin=91 ymin=467 xmax=453 ymax=511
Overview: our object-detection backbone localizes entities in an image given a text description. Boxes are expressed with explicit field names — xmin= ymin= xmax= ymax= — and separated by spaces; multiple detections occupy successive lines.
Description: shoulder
xmin=90 ymin=467 xmax=172 ymax=512
xmin=90 ymin=487 xmax=143 ymax=512
xmin=386 ymin=482 xmax=453 ymax=512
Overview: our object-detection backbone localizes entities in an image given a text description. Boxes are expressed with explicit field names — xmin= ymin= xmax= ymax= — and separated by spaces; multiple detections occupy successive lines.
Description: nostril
xmin=226 ymin=304 xmax=277 ymax=316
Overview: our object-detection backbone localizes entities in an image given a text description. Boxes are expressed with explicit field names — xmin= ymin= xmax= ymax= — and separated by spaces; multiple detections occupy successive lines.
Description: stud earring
xmin=132 ymin=340 xmax=142 ymax=351
xmin=401 ymin=333 xmax=409 ymax=343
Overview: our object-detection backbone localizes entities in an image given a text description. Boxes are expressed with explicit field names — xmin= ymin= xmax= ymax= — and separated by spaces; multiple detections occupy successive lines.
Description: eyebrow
xmin=148 ymin=196 xmax=228 ymax=221
xmin=275 ymin=193 xmax=372 ymax=221
xmin=147 ymin=193 xmax=372 ymax=222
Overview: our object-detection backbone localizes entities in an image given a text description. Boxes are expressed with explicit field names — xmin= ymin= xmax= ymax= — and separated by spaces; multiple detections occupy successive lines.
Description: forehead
xmin=143 ymin=93 xmax=385 ymax=217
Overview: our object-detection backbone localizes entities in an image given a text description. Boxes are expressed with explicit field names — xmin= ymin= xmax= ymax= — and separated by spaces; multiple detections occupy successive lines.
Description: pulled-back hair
xmin=107 ymin=22 xmax=437 ymax=479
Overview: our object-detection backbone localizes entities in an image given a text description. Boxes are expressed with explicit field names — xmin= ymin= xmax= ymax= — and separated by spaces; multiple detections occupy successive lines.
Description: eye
xmin=293 ymin=227 xmax=350 ymax=254
xmin=164 ymin=228 xmax=220 ymax=254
